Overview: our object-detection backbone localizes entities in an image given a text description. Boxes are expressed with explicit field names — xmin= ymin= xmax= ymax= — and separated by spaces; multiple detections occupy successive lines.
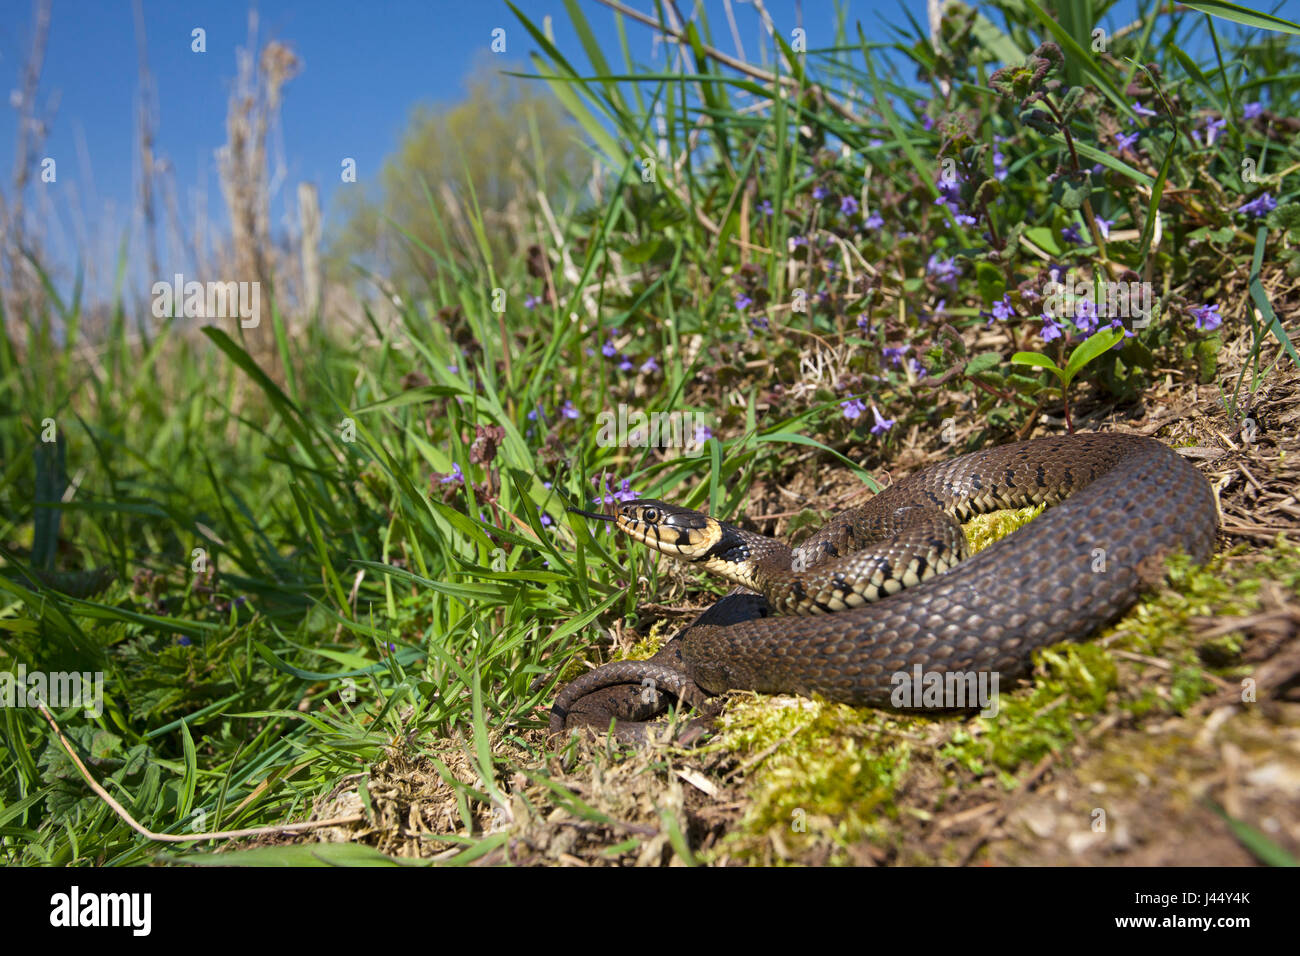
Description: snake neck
xmin=688 ymin=523 xmax=786 ymax=592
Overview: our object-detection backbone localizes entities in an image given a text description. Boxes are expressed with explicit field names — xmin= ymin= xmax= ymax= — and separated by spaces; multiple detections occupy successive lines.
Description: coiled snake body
xmin=552 ymin=433 xmax=1216 ymax=737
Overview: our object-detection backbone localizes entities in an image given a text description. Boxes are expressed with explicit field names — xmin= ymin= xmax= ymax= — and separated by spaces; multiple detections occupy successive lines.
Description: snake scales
xmin=551 ymin=432 xmax=1217 ymax=738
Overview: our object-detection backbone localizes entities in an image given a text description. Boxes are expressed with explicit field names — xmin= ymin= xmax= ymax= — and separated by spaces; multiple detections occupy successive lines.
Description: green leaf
xmin=178 ymin=721 xmax=198 ymax=824
xmin=165 ymin=843 xmax=412 ymax=867
xmin=964 ymin=352 xmax=1003 ymax=376
xmin=1058 ymin=179 xmax=1091 ymax=212
xmin=1011 ymin=352 xmax=1064 ymax=378
xmin=976 ymin=261 xmax=1005 ymax=306
xmin=352 ymin=386 xmax=466 ymax=413
xmin=1063 ymin=328 xmax=1125 ymax=384
xmin=1180 ymin=1 xmax=1300 ymax=35
xmin=1206 ymin=801 xmax=1299 ymax=866
xmin=33 ymin=434 xmax=66 ymax=571
xmin=1137 ymin=132 xmax=1176 ymax=264
xmin=757 ymin=431 xmax=878 ymax=489
xmin=1243 ymin=227 xmax=1299 ymax=369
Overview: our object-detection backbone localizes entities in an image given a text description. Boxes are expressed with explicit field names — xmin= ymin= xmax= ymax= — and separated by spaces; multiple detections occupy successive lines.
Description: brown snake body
xmin=550 ymin=432 xmax=1217 ymax=738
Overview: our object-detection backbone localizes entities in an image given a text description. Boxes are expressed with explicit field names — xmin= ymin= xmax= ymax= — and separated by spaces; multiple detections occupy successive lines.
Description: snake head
xmin=614 ymin=500 xmax=722 ymax=557
xmin=568 ymin=498 xmax=722 ymax=557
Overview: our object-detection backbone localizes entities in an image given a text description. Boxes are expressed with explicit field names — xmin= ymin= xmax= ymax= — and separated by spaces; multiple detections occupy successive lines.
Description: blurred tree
xmin=327 ymin=56 xmax=586 ymax=290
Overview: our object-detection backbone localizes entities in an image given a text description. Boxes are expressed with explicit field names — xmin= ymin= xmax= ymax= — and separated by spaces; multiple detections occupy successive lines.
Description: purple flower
xmin=840 ymin=398 xmax=867 ymax=420
xmin=1243 ymin=101 xmax=1264 ymax=120
xmin=791 ymin=235 xmax=808 ymax=247
xmin=865 ymin=211 xmax=884 ymax=229
xmin=883 ymin=346 xmax=907 ymax=367
xmin=935 ymin=178 xmax=963 ymax=208
xmin=909 ymin=358 xmax=928 ymax=377
xmin=1095 ymin=217 xmax=1113 ymax=240
xmin=601 ymin=339 xmax=617 ymax=358
xmin=758 ymin=199 xmax=773 ymax=216
xmin=1116 ymin=130 xmax=1139 ymax=152
xmin=1190 ymin=303 xmax=1222 ymax=332
xmin=591 ymin=477 xmax=638 ymax=507
xmin=870 ymin=405 xmax=895 ymax=435
xmin=539 ymin=508 xmax=552 ymax=527
xmin=524 ymin=295 xmax=541 ymax=310
xmin=1062 ymin=223 xmax=1085 ymax=245
xmin=1040 ymin=313 xmax=1063 ymax=342
xmin=640 ymin=357 xmax=660 ymax=374
xmin=735 ymin=292 xmax=754 ymax=310
xmin=693 ymin=424 xmax=713 ymax=445
xmin=1108 ymin=317 xmax=1135 ymax=347
xmin=1133 ymin=101 xmax=1157 ymax=117
xmin=993 ymin=149 xmax=1008 ymax=181
xmin=812 ymin=186 xmax=828 ymax=201
xmin=856 ymin=313 xmax=871 ymax=331
xmin=1198 ymin=115 xmax=1226 ymax=146
xmin=840 ymin=195 xmax=859 ymax=215
xmin=561 ymin=400 xmax=578 ymax=420
xmin=177 ymin=636 xmax=192 ymax=646
xmin=934 ymin=177 xmax=973 ymax=226
xmin=618 ymin=356 xmax=634 ymax=372
xmin=1238 ymin=193 xmax=1276 ymax=218
xmin=440 ymin=462 xmax=464 ymax=485
xmin=991 ymin=296 xmax=1015 ymax=322
xmin=447 ymin=364 xmax=459 ymax=374
xmin=926 ymin=254 xmax=959 ymax=288
xmin=1074 ymin=299 xmax=1099 ymax=334
xmin=751 ymin=315 xmax=770 ymax=332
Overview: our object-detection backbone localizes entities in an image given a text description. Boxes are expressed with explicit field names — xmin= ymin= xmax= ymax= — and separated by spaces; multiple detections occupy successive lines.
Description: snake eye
xmin=642 ymin=507 xmax=659 ymax=523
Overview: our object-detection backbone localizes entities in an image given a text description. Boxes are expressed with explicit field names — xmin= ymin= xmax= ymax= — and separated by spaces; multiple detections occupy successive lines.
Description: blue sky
xmin=0 ymin=0 xmax=1285 ymax=297
xmin=3 ymin=2 xmax=903 ymax=241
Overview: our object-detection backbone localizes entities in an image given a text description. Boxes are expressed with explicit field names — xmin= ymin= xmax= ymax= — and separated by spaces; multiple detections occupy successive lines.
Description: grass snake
xmin=550 ymin=432 xmax=1217 ymax=739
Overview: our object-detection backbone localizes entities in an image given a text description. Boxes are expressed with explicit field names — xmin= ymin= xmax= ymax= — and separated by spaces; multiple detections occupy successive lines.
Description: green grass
xmin=2 ymin=0 xmax=1298 ymax=865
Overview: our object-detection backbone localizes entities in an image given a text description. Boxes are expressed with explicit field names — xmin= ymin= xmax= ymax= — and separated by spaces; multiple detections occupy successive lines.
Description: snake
xmin=550 ymin=432 xmax=1217 ymax=739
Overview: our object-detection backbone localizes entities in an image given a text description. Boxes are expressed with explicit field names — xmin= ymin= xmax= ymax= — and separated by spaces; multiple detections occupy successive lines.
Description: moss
xmin=704 ymin=695 xmax=918 ymax=863
xmin=705 ymin=514 xmax=1298 ymax=864
xmin=963 ymin=502 xmax=1045 ymax=554
xmin=614 ymin=618 xmax=672 ymax=661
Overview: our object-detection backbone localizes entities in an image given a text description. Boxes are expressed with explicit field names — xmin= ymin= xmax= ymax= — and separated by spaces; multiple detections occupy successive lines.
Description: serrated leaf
xmin=964 ymin=352 xmax=1003 ymax=376
xmin=1058 ymin=179 xmax=1091 ymax=212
